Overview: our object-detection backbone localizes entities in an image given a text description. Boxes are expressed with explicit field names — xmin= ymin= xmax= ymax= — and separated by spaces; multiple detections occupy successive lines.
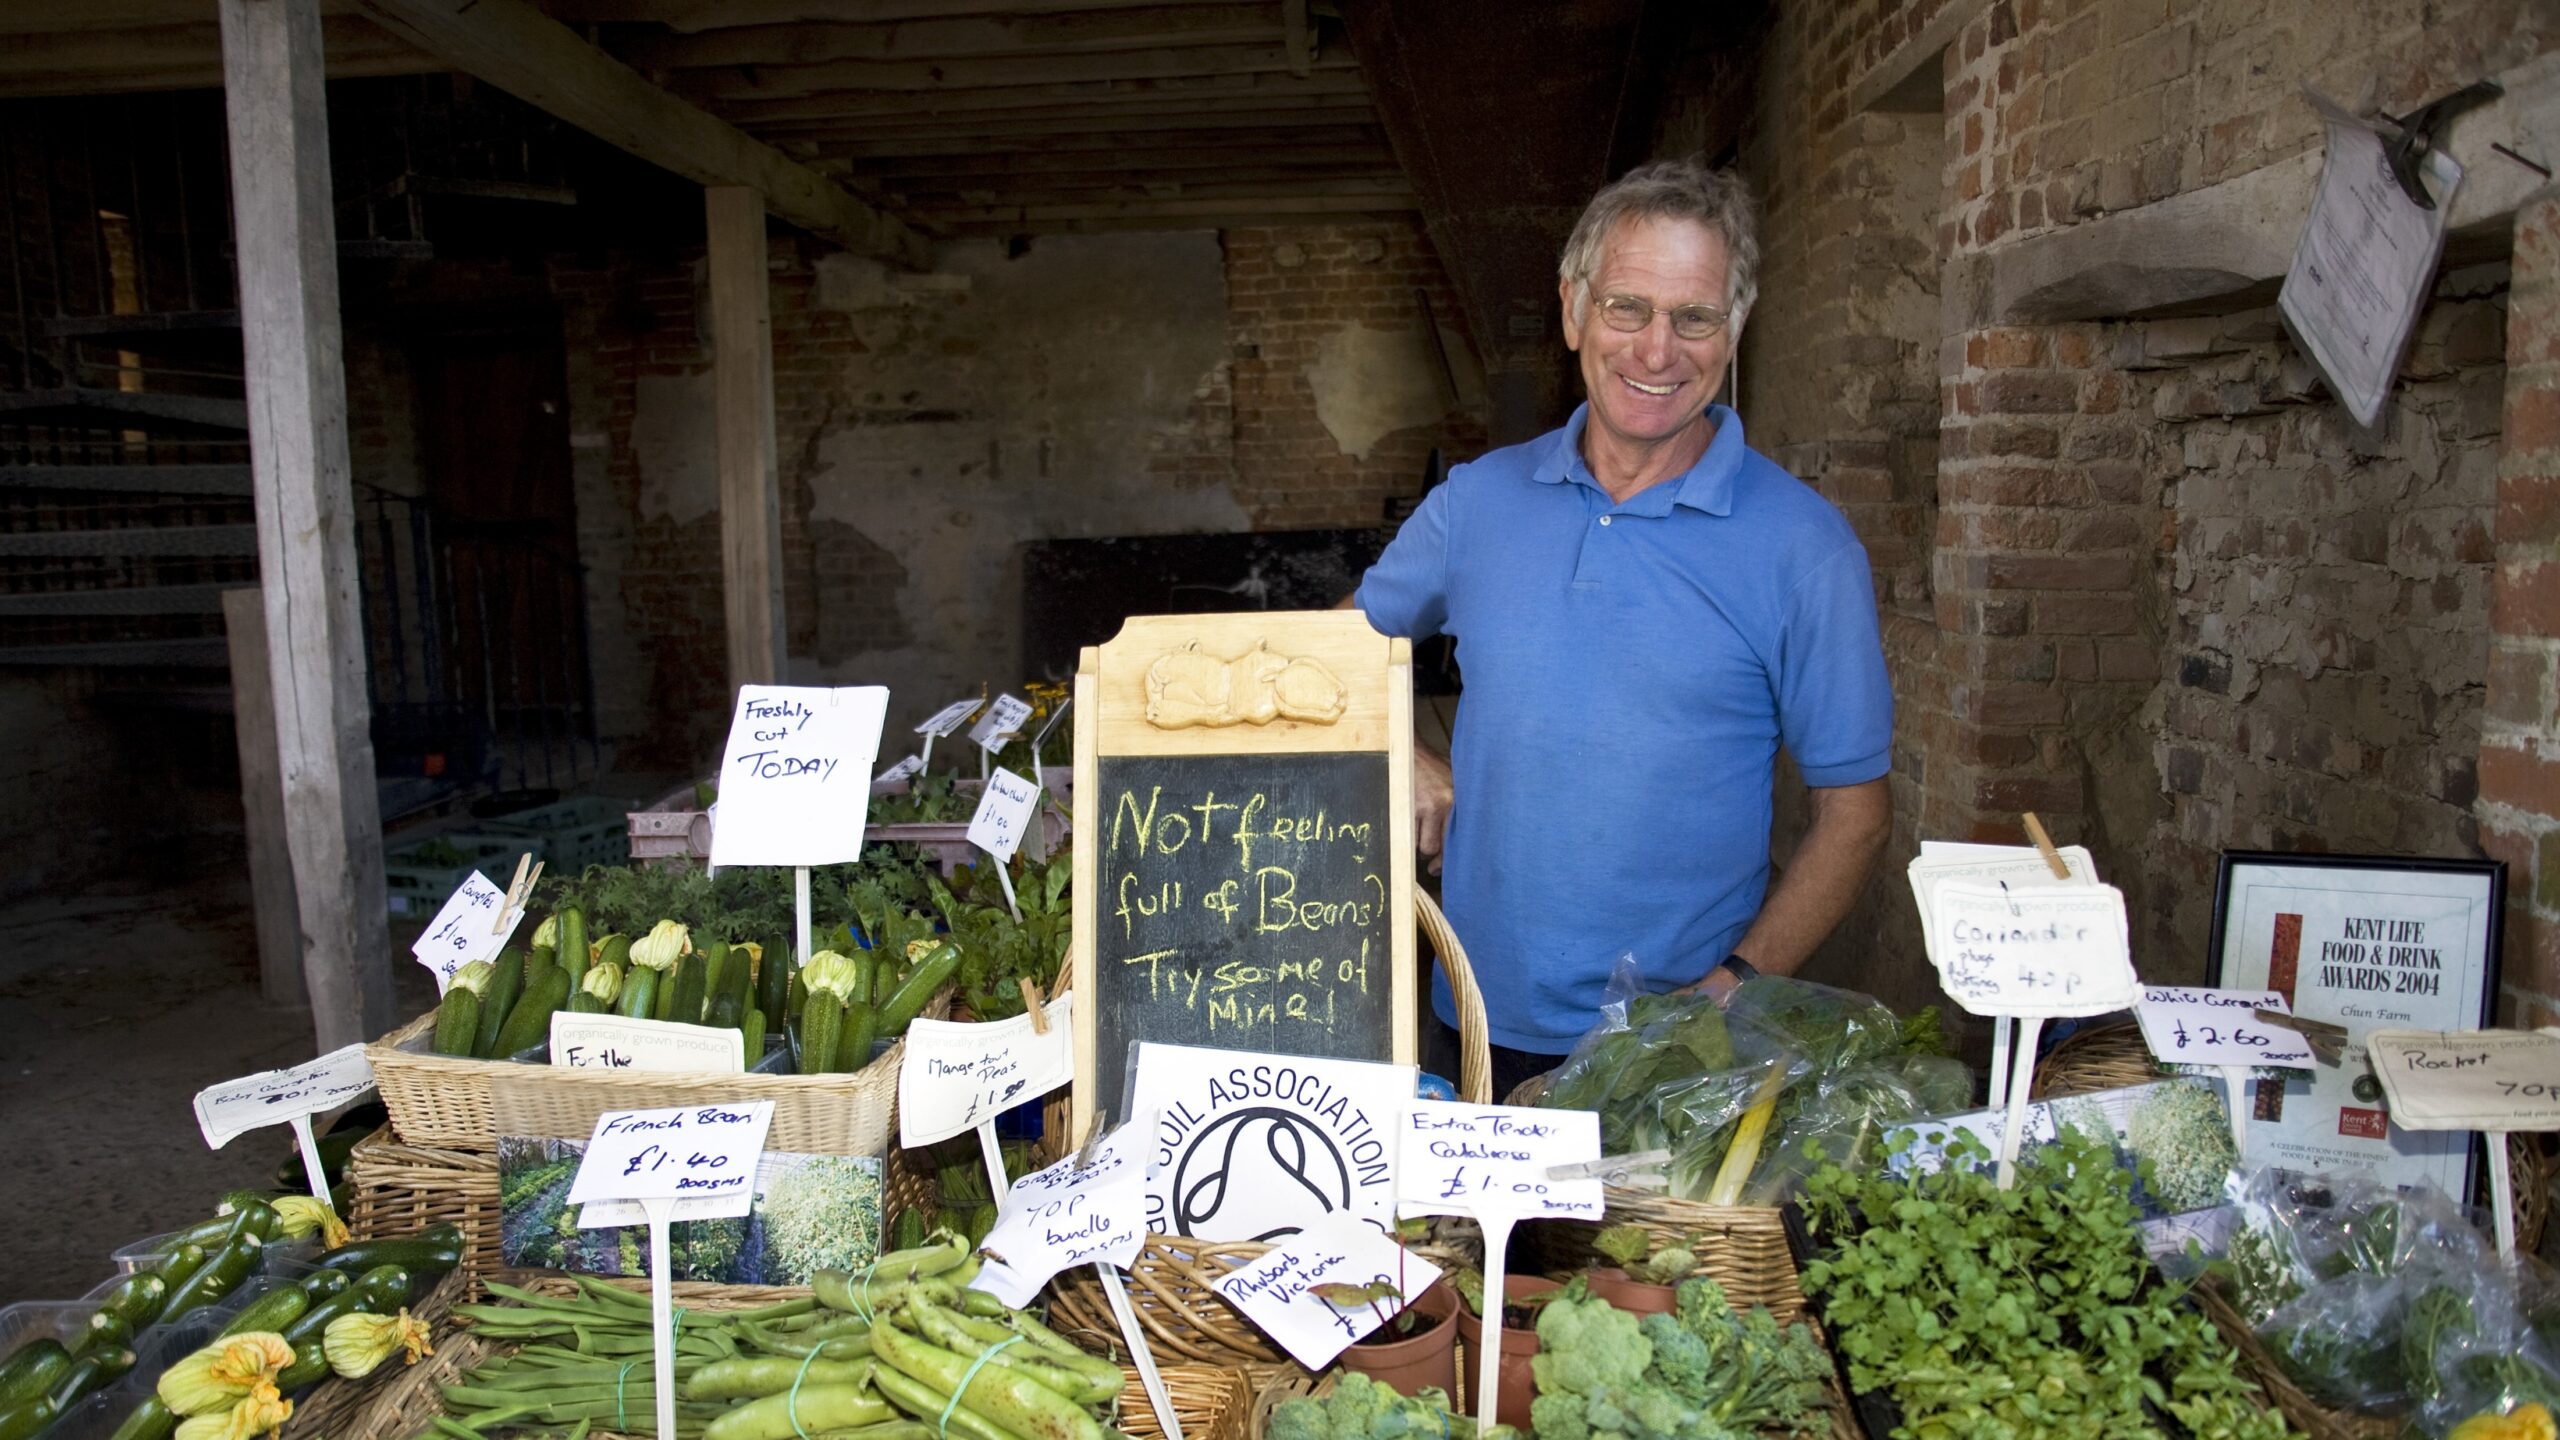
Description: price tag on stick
xmin=967 ymin=767 xmax=1043 ymax=918
xmin=898 ymin=994 xmax=1075 ymax=1147
xmin=1030 ymin=698 xmax=1072 ymax=790
xmin=969 ymin=1118 xmax=1147 ymax=1308
xmin=970 ymin=692 xmax=1034 ymax=752
xmin=194 ymin=1044 xmax=377 ymax=1200
xmin=1211 ymin=1213 xmax=1445 ymax=1371
xmin=915 ymin=696 xmax=984 ymax=770
xmin=409 ymin=868 xmax=528 ymax=992
xmin=2135 ymin=988 xmax=2317 ymax=1156
xmin=1398 ymin=1101 xmax=1600 ymax=1436
xmin=568 ymin=1102 xmax=774 ymax=1440
xmin=2365 ymin=1028 xmax=2560 ymax=1257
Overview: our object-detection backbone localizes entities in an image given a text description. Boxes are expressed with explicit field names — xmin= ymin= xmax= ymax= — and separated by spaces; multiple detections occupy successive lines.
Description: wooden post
xmin=219 ymin=0 xmax=396 ymax=1050
xmin=223 ymin=586 xmax=304 ymax=1009
xmin=706 ymin=185 xmax=785 ymax=690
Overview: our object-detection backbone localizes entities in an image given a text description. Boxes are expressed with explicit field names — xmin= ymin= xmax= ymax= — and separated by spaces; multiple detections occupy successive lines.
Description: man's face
xmin=1560 ymin=215 xmax=1737 ymax=456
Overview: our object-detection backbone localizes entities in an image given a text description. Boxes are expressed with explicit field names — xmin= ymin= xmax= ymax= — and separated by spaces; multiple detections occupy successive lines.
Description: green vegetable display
xmin=1266 ymin=1372 xmax=1493 ymax=1440
xmin=1801 ymin=1123 xmax=2295 ymax=1440
xmin=1526 ymin=1274 xmax=1830 ymax=1440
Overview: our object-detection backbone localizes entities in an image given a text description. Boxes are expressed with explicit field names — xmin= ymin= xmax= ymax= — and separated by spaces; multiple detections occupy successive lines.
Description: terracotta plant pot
xmin=1336 ymin=1280 xmax=1460 ymax=1399
xmin=1452 ymin=1274 xmax=1560 ymax=1431
xmin=1581 ymin=1266 xmax=1679 ymax=1315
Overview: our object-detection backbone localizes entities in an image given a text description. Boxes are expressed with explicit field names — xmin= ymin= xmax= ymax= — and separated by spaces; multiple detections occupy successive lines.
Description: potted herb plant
xmin=1583 ymin=1224 xmax=1701 ymax=1316
xmin=1321 ymin=1277 xmax=1461 ymax=1399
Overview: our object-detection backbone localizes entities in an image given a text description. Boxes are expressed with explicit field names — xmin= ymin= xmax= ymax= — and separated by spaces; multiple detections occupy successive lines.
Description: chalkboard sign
xmin=1087 ymin=752 xmax=1393 ymax=1123
xmin=1071 ymin=612 xmax=1414 ymax=1143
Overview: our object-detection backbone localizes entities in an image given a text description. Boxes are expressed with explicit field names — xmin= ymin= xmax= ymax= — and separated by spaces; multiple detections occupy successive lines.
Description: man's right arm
xmin=1341 ymin=484 xmax=1457 ymax=871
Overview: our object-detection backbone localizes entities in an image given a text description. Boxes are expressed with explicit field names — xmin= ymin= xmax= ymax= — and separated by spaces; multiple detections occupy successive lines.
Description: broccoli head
xmin=1532 ymin=1280 xmax=1654 ymax=1396
xmin=1267 ymin=1374 xmax=1469 ymax=1440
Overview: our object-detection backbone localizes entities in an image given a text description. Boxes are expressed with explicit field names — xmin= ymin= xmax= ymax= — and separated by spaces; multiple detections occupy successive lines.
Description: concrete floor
xmin=0 ymin=867 xmax=434 ymax=1302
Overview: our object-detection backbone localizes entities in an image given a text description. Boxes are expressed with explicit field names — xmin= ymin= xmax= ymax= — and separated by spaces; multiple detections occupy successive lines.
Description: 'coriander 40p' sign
xmin=1070 ymin=612 xmax=1416 ymax=1141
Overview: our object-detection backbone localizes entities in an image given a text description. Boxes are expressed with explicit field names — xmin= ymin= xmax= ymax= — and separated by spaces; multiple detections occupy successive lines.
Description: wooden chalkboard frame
xmin=1070 ymin=611 xmax=1414 ymax=1144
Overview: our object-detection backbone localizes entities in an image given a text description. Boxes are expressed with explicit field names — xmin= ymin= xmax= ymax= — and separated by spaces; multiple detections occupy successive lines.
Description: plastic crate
xmin=484 ymin=795 xmax=628 ymax=874
xmin=383 ymin=829 xmax=541 ymax=917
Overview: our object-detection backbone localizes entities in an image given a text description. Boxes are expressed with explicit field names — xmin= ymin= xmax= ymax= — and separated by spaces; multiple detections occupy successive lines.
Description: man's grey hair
xmin=1558 ymin=159 xmax=1760 ymax=332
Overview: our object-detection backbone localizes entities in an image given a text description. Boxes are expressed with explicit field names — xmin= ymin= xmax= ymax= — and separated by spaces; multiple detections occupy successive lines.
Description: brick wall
xmin=551 ymin=221 xmax=1484 ymax=766
xmin=2485 ymin=195 xmax=2560 ymax=1026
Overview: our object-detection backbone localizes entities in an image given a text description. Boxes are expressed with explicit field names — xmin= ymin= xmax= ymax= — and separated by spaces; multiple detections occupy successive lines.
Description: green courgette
xmin=91 ymin=1273 xmax=166 ymax=1330
xmin=801 ymin=994 xmax=846 ymax=1076
xmin=216 ymin=1283 xmax=310 ymax=1340
xmin=270 ymin=1126 xmax=364 ymax=1191
xmin=592 ymin=932 xmax=631 ymax=975
xmin=0 ymin=1343 xmax=68 ymax=1409
xmin=296 ymin=1268 xmax=351 ymax=1302
xmin=0 ymin=1395 xmax=54 ymax=1440
xmin=836 ymin=1002 xmax=877 ymax=1072
xmin=71 ymin=1309 xmax=131 ymax=1358
xmin=317 ymin=1231 xmax=458 ymax=1280
xmin=710 ymin=946 xmax=752 ymax=1028
xmin=430 ymin=984 xmax=481 ymax=1057
xmin=47 ymin=1346 xmax=131 ymax=1410
xmin=146 ymin=1243 xmax=208 ymax=1296
xmin=661 ymin=951 xmax=707 ymax=1023
xmin=557 ymin=906 xmax=589 ymax=980
xmin=475 ymin=947 xmax=527 ymax=1058
xmin=492 ymin=965 xmax=571 ymax=1057
xmin=847 ymin=951 xmax=877 ymax=1010
xmin=352 ymin=1263 xmax=415 ymax=1310
xmin=105 ymin=1396 xmax=174 ymax=1440
xmin=160 ymin=1230 xmax=259 ymax=1322
xmin=888 ymin=1207 xmax=926 ymax=1253
xmin=756 ymin=940 xmax=791 ymax=1032
xmin=699 ymin=942 xmax=731 ymax=1009
xmin=618 ymin=961 xmax=661 ymax=1021
xmin=874 ymin=941 xmax=960 ymax=1037
xmin=740 ymin=1005 xmax=766 ymax=1062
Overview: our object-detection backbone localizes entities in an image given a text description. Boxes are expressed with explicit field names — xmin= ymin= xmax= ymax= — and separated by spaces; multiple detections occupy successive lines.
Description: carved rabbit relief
xmin=1144 ymin=639 xmax=1349 ymax=729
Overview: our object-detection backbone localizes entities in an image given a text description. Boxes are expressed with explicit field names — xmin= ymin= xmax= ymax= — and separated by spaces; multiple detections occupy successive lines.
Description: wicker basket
xmin=318 ymin=1271 xmax=1249 ymax=1440
xmin=344 ymin=1127 xmax=506 ymax=1282
xmin=276 ymin=1265 xmax=471 ymax=1440
xmin=2190 ymin=1278 xmax=2395 ymax=1440
xmin=2029 ymin=1018 xmax=2168 ymax=1099
xmin=370 ymin=994 xmax=934 ymax=1152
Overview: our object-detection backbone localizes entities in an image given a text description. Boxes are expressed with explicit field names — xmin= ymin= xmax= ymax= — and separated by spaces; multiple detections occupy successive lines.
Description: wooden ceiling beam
xmin=751 ymin=103 xmax=1381 ymax=144
xmin=352 ymin=0 xmax=935 ymax=266
xmin=664 ymin=42 xmax=1354 ymax=102
xmin=922 ymin=190 xmax=1415 ymax=225
xmin=887 ymin=166 xmax=1407 ymax=201
xmin=534 ymin=0 xmax=1264 ymax=35
xmin=705 ymin=68 xmax=1366 ymax=125
xmin=608 ymin=6 xmax=1282 ymax=71
xmin=801 ymin=121 xmax=1386 ymax=159
xmin=844 ymin=140 xmax=1394 ymax=179
xmin=0 ymin=17 xmax=431 ymax=95
xmin=0 ymin=0 xmax=350 ymax=34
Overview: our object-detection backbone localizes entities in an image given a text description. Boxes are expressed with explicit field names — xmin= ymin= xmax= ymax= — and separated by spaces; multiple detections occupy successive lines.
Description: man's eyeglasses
xmin=1594 ymin=293 xmax=1731 ymax=341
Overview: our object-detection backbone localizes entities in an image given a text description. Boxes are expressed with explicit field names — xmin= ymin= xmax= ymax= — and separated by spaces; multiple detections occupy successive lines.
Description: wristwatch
xmin=1715 ymin=954 xmax=1759 ymax=985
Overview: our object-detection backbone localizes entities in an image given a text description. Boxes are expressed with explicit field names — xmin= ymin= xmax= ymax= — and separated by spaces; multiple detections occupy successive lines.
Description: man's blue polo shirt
xmin=1356 ymin=404 xmax=1894 ymax=1053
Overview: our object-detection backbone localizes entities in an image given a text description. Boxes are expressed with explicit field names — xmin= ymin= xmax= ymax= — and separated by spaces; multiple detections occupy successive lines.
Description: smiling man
xmin=1352 ymin=160 xmax=1895 ymax=1097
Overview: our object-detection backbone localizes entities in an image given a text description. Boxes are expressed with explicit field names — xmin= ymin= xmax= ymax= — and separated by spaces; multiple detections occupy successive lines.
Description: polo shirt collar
xmin=1532 ymin=403 xmax=1745 ymax=517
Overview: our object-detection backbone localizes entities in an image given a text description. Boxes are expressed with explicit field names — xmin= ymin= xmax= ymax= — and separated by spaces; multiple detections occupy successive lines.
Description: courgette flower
xmin=532 ymin=914 xmax=559 ymax=949
xmin=269 ymin=1195 xmax=349 ymax=1250
xmin=447 ymin=959 xmax=493 ymax=996
xmin=630 ymin=919 xmax=691 ymax=970
xmin=159 ymin=1334 xmax=292 ymax=1415
xmin=581 ymin=962 xmax=623 ymax=1006
xmin=2452 ymin=1406 xmax=2559 ymax=1440
xmin=323 ymin=1308 xmax=434 ymax=1378
xmin=802 ymin=951 xmax=860 ymax=1001
xmin=174 ymin=1388 xmax=291 ymax=1440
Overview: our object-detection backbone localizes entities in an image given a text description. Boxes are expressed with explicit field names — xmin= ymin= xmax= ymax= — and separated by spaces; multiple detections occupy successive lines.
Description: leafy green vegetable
xmin=1526 ymin=1273 xmax=1830 ymax=1440
xmin=1265 ymin=1372 xmax=1494 ymax=1440
xmin=1800 ymin=1123 xmax=2296 ymax=1440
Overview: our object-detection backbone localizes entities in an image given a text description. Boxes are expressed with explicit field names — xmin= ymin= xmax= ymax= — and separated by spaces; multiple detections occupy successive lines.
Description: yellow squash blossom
xmin=2452 ymin=1406 xmax=2560 ymax=1440
xmin=630 ymin=919 xmax=692 ymax=971
xmin=174 ymin=1389 xmax=292 ymax=1440
xmin=268 ymin=1195 xmax=349 ymax=1250
xmin=158 ymin=1334 xmax=292 ymax=1416
xmin=323 ymin=1308 xmax=435 ymax=1378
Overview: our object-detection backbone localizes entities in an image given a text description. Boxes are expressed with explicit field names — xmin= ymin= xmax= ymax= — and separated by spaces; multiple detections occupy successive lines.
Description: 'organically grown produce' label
xmin=709 ymin=685 xmax=888 ymax=868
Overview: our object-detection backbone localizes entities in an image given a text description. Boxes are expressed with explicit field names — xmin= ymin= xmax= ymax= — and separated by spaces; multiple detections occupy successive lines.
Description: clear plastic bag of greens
xmin=1735 ymin=1053 xmax=1975 ymax=1205
xmin=1539 ymin=954 xmax=1739 ymax=1155
xmin=2404 ymin=1256 xmax=2560 ymax=1436
xmin=2257 ymin=1267 xmax=2415 ymax=1410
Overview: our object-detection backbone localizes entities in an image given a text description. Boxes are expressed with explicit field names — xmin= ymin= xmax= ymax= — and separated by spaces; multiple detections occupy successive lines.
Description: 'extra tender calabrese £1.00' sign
xmin=1133 ymin=1043 xmax=1412 ymax=1243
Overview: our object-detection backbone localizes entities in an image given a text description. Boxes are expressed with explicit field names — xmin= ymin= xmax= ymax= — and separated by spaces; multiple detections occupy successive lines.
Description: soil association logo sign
xmin=1133 ymin=1044 xmax=1412 ymax=1243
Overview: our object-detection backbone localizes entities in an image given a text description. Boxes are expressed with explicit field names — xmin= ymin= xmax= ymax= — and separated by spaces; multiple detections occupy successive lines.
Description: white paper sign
xmin=567 ymin=1102 xmax=774 ymax=1225
xmin=549 ymin=1014 xmax=747 ymax=1074
xmin=194 ymin=1044 xmax=377 ymax=1149
xmin=1907 ymin=844 xmax=2097 ymax=940
xmin=875 ymin=754 xmax=925 ymax=786
xmin=1138 ymin=1044 xmax=1414 ymax=1241
xmin=1395 ymin=1101 xmax=1603 ymax=1220
xmin=1033 ymin=699 xmax=1071 ymax=750
xmin=2135 ymin=988 xmax=2316 ymax=1069
xmin=2280 ymin=93 xmax=2462 ymax=427
xmin=969 ymin=693 xmax=1034 ymax=751
xmin=709 ymin=686 xmax=889 ymax=869
xmin=2366 ymin=1028 xmax=2560 ymax=1131
xmin=898 ymin=994 xmax=1075 ymax=1147
xmin=1210 ymin=1214 xmax=1444 ymax=1371
xmin=1927 ymin=881 xmax=2139 ymax=1018
xmin=916 ymin=698 xmax=984 ymax=738
xmin=970 ymin=1121 xmax=1149 ymax=1309
xmin=409 ymin=870 xmax=524 ymax=991
xmin=966 ymin=767 xmax=1043 ymax=864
